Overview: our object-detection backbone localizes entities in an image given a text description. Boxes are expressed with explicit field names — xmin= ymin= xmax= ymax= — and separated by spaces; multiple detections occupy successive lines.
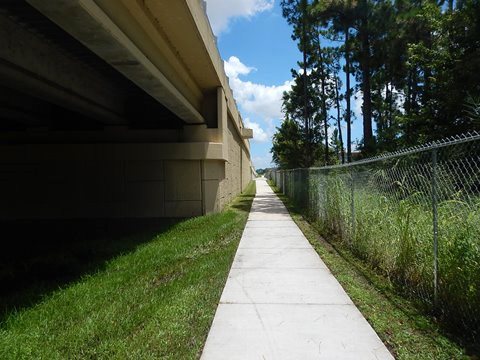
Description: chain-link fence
xmin=268 ymin=132 xmax=480 ymax=339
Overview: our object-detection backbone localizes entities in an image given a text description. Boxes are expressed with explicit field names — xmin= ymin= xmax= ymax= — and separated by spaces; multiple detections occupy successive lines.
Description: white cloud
xmin=352 ymin=86 xmax=405 ymax=122
xmin=224 ymin=56 xmax=293 ymax=120
xmin=244 ymin=118 xmax=269 ymax=143
xmin=353 ymin=90 xmax=363 ymax=119
xmin=224 ymin=56 xmax=255 ymax=78
xmin=204 ymin=0 xmax=274 ymax=34
xmin=252 ymin=154 xmax=274 ymax=169
xmin=380 ymin=86 xmax=406 ymax=114
xmin=233 ymin=79 xmax=293 ymax=119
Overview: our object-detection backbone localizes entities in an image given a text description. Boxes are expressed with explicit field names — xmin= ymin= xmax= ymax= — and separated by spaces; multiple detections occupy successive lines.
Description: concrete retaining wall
xmin=0 ymin=141 xmax=251 ymax=219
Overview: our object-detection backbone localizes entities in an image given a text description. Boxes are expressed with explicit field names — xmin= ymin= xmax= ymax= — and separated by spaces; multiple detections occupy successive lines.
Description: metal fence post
xmin=287 ymin=170 xmax=290 ymax=196
xmin=350 ymin=166 xmax=356 ymax=243
xmin=432 ymin=149 xmax=439 ymax=308
xmin=287 ymin=170 xmax=290 ymax=197
xmin=304 ymin=169 xmax=309 ymax=211
xmin=296 ymin=169 xmax=299 ymax=205
xmin=294 ymin=169 xmax=298 ymax=204
xmin=291 ymin=170 xmax=294 ymax=201
xmin=324 ymin=169 xmax=329 ymax=223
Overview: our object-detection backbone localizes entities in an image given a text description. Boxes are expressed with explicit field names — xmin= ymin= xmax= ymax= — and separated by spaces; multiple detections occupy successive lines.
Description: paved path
xmin=201 ymin=178 xmax=394 ymax=360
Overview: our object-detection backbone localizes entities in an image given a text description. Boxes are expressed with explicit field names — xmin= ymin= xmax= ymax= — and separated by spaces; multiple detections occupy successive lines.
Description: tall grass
xmin=305 ymin=173 xmax=480 ymax=338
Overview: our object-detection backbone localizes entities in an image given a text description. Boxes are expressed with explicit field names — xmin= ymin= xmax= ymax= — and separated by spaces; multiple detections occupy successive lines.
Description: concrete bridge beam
xmin=26 ymin=0 xmax=205 ymax=125
xmin=0 ymin=12 xmax=126 ymax=125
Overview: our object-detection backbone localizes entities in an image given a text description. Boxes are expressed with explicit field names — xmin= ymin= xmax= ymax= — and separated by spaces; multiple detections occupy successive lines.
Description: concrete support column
xmin=217 ymin=87 xmax=228 ymax=138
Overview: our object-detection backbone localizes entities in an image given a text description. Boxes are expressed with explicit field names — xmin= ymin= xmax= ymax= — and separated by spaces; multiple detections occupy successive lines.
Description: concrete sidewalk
xmin=201 ymin=178 xmax=394 ymax=360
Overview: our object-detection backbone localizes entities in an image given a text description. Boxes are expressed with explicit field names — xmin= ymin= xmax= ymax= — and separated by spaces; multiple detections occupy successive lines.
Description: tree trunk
xmin=302 ymin=1 xmax=310 ymax=166
xmin=334 ymin=74 xmax=345 ymax=163
xmin=317 ymin=33 xmax=329 ymax=165
xmin=321 ymin=77 xmax=329 ymax=166
xmin=405 ymin=70 xmax=412 ymax=116
xmin=388 ymin=82 xmax=393 ymax=128
xmin=360 ymin=19 xmax=373 ymax=153
xmin=345 ymin=26 xmax=352 ymax=163
xmin=385 ymin=82 xmax=390 ymax=129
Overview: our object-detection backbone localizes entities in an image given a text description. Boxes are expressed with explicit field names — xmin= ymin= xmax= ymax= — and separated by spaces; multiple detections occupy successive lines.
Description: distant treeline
xmin=272 ymin=0 xmax=480 ymax=169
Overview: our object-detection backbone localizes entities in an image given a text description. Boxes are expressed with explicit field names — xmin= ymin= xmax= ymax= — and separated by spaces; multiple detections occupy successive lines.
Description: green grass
xmin=290 ymin=172 xmax=480 ymax=342
xmin=0 ymin=181 xmax=255 ymax=359
xmin=269 ymin=181 xmax=474 ymax=359
xmin=350 ymin=187 xmax=480 ymax=321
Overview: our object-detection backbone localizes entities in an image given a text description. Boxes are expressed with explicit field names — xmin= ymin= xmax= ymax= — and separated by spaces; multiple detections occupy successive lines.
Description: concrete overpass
xmin=0 ymin=0 xmax=253 ymax=218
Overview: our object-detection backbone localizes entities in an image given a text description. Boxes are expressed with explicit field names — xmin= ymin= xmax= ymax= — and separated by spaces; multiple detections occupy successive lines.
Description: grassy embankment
xmin=0 ymin=181 xmax=255 ymax=359
xmin=269 ymin=180 xmax=475 ymax=360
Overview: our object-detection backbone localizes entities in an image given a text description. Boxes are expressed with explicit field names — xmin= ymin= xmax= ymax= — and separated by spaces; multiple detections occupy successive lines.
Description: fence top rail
xmin=272 ymin=131 xmax=480 ymax=173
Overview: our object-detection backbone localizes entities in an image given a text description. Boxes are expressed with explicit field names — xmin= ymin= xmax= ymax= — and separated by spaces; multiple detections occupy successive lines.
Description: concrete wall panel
xmin=202 ymin=160 xmax=225 ymax=181
xmin=165 ymin=201 xmax=202 ymax=217
xmin=202 ymin=179 xmax=220 ymax=214
xmin=0 ymin=135 xmax=250 ymax=220
xmin=241 ymin=148 xmax=251 ymax=190
xmin=0 ymin=145 xmax=208 ymax=219
xmin=126 ymin=160 xmax=164 ymax=182
xmin=127 ymin=181 xmax=164 ymax=217
xmin=164 ymin=160 xmax=201 ymax=201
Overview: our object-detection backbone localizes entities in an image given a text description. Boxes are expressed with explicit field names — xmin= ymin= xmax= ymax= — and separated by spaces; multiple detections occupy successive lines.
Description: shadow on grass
xmin=230 ymin=192 xmax=255 ymax=214
xmin=229 ymin=180 xmax=256 ymax=215
xmin=0 ymin=218 xmax=182 ymax=324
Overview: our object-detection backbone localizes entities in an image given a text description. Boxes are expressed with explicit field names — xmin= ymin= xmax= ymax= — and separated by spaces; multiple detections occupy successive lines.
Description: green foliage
xmin=276 ymin=0 xmax=344 ymax=167
xmin=278 ymin=0 xmax=480 ymax=161
xmin=271 ymin=117 xmax=305 ymax=169
xmin=465 ymin=95 xmax=480 ymax=125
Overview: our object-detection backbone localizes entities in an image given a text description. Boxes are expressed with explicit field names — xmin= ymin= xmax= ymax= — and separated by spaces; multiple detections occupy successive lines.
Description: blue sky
xmin=204 ymin=0 xmax=363 ymax=169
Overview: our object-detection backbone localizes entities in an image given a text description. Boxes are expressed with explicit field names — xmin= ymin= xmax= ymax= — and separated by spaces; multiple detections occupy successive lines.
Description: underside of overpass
xmin=0 ymin=0 xmax=253 ymax=219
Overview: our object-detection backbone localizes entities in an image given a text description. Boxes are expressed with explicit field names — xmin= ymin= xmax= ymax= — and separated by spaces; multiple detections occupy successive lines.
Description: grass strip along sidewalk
xmin=268 ymin=181 xmax=474 ymax=360
xmin=0 ymin=181 xmax=255 ymax=359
